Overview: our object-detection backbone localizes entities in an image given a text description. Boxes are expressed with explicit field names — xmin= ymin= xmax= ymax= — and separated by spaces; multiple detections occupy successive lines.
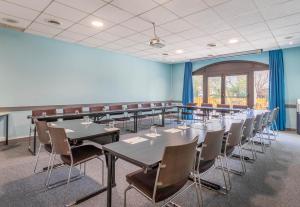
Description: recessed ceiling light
xmin=289 ymin=41 xmax=294 ymax=45
xmin=91 ymin=21 xmax=103 ymax=28
xmin=2 ymin=18 xmax=18 ymax=24
xmin=207 ymin=43 xmax=217 ymax=47
xmin=47 ymin=19 xmax=61 ymax=26
xmin=285 ymin=36 xmax=293 ymax=40
xmin=162 ymin=53 xmax=168 ymax=56
xmin=175 ymin=49 xmax=184 ymax=54
xmin=228 ymin=38 xmax=239 ymax=44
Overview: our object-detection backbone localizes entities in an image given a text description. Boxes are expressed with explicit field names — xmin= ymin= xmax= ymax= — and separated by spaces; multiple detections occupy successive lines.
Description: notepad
xmin=177 ymin=125 xmax=190 ymax=130
xmin=145 ymin=133 xmax=161 ymax=138
xmin=164 ymin=128 xmax=182 ymax=133
xmin=104 ymin=127 xmax=119 ymax=131
xmin=65 ymin=129 xmax=74 ymax=133
xmin=122 ymin=137 xmax=148 ymax=144
xmin=81 ymin=121 xmax=93 ymax=125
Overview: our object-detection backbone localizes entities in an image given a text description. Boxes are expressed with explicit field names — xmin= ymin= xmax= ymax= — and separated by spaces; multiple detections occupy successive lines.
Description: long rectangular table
xmin=49 ymin=119 xmax=120 ymax=206
xmin=0 ymin=112 xmax=9 ymax=145
xmin=27 ymin=106 xmax=177 ymax=155
xmin=103 ymin=118 xmax=241 ymax=207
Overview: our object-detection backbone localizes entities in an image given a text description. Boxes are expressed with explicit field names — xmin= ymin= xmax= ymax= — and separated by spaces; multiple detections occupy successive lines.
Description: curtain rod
xmin=189 ymin=49 xmax=263 ymax=62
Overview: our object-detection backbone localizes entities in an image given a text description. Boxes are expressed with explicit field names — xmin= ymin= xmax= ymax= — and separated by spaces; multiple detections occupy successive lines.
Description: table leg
xmin=29 ymin=126 xmax=37 ymax=156
xmin=107 ymin=152 xmax=113 ymax=207
xmin=161 ymin=109 xmax=165 ymax=127
xmin=5 ymin=114 xmax=8 ymax=145
xmin=134 ymin=112 xmax=138 ymax=133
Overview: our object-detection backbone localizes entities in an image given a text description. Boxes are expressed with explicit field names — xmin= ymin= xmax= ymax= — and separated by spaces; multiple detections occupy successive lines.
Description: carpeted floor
xmin=1 ymin=125 xmax=300 ymax=207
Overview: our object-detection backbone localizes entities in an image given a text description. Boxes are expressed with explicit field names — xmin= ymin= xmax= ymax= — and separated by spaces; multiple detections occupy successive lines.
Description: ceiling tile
xmin=203 ymin=21 xmax=231 ymax=34
xmin=93 ymin=4 xmax=133 ymax=23
xmin=78 ymin=41 xmax=98 ymax=48
xmin=178 ymin=28 xmax=207 ymax=39
xmin=258 ymin=0 xmax=300 ymax=20
xmin=80 ymin=37 xmax=106 ymax=45
xmin=56 ymin=0 xmax=107 ymax=13
xmin=45 ymin=2 xmax=88 ymax=22
xmin=94 ymin=31 xmax=120 ymax=41
xmin=126 ymin=33 xmax=149 ymax=43
xmin=153 ymin=0 xmax=172 ymax=4
xmin=214 ymin=0 xmax=257 ymax=19
xmin=55 ymin=36 xmax=77 ymax=43
xmin=113 ymin=38 xmax=135 ymax=47
xmin=272 ymin=24 xmax=300 ymax=36
xmin=5 ymin=0 xmax=52 ymax=11
xmin=111 ymin=0 xmax=158 ymax=15
xmin=140 ymin=6 xmax=178 ymax=25
xmin=212 ymin=29 xmax=241 ymax=41
xmin=142 ymin=26 xmax=171 ymax=38
xmin=0 ymin=12 xmax=31 ymax=28
xmin=184 ymin=9 xmax=223 ymax=29
xmin=35 ymin=13 xmax=74 ymax=29
xmin=79 ymin=15 xmax=114 ymax=30
xmin=101 ymin=42 xmax=124 ymax=50
xmin=267 ymin=13 xmax=300 ymax=30
xmin=67 ymin=23 xmax=102 ymax=36
xmin=56 ymin=30 xmax=88 ymax=41
xmin=160 ymin=19 xmax=192 ymax=33
xmin=27 ymin=22 xmax=62 ymax=35
xmin=163 ymin=34 xmax=186 ymax=43
xmin=105 ymin=25 xmax=136 ymax=37
xmin=203 ymin=0 xmax=229 ymax=6
xmin=227 ymin=11 xmax=264 ymax=28
xmin=164 ymin=0 xmax=208 ymax=17
xmin=130 ymin=43 xmax=150 ymax=50
xmin=121 ymin=17 xmax=152 ymax=32
xmin=0 ymin=1 xmax=39 ymax=20
xmin=236 ymin=22 xmax=270 ymax=36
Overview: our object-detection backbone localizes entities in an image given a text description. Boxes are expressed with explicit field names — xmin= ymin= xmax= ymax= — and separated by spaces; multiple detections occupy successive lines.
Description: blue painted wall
xmin=0 ymin=28 xmax=172 ymax=139
xmin=171 ymin=48 xmax=300 ymax=129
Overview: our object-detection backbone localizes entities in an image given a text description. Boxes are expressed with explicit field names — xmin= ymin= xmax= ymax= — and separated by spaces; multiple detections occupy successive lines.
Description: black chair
xmin=124 ymin=138 xmax=201 ymax=207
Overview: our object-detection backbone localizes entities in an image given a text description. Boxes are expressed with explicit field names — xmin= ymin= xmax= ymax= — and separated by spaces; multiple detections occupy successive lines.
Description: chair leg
xmin=194 ymin=182 xmax=203 ymax=207
xmin=64 ymin=165 xmax=73 ymax=205
xmin=218 ymin=157 xmax=229 ymax=193
xmin=46 ymin=154 xmax=56 ymax=187
xmin=124 ymin=185 xmax=133 ymax=207
xmin=223 ymin=155 xmax=231 ymax=191
xmin=97 ymin=157 xmax=105 ymax=185
xmin=249 ymin=137 xmax=257 ymax=160
xmin=238 ymin=145 xmax=246 ymax=174
xmin=33 ymin=143 xmax=42 ymax=173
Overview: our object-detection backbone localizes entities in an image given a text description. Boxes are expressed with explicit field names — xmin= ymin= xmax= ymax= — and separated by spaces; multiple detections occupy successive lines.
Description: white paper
xmin=122 ymin=137 xmax=148 ymax=144
xmin=164 ymin=128 xmax=182 ymax=133
xmin=81 ymin=121 xmax=93 ymax=125
xmin=65 ymin=129 xmax=74 ymax=133
xmin=177 ymin=126 xmax=190 ymax=130
xmin=145 ymin=133 xmax=161 ymax=138
xmin=104 ymin=127 xmax=119 ymax=131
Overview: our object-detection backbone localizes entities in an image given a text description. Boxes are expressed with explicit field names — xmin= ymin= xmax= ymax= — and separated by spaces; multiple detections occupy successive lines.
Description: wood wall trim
xmin=0 ymin=100 xmax=176 ymax=112
xmin=286 ymin=104 xmax=296 ymax=108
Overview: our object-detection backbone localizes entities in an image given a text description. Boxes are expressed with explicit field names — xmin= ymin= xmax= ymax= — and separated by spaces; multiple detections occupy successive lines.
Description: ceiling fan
xmin=149 ymin=22 xmax=165 ymax=48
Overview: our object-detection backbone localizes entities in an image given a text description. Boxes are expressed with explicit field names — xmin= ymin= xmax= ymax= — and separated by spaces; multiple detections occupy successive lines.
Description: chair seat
xmin=44 ymin=144 xmax=52 ymax=153
xmin=197 ymin=160 xmax=215 ymax=173
xmin=94 ymin=119 xmax=114 ymax=124
xmin=61 ymin=145 xmax=102 ymax=166
xmin=113 ymin=117 xmax=131 ymax=121
xmin=126 ymin=169 xmax=187 ymax=202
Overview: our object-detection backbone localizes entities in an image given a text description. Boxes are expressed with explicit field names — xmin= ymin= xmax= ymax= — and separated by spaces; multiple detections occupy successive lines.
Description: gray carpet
xmin=1 ymin=126 xmax=300 ymax=207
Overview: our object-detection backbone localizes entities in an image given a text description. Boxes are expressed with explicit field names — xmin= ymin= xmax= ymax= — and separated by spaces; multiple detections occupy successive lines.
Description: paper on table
xmin=145 ymin=133 xmax=161 ymax=138
xmin=164 ymin=128 xmax=182 ymax=133
xmin=65 ymin=129 xmax=74 ymax=133
xmin=81 ymin=121 xmax=93 ymax=125
xmin=104 ymin=127 xmax=119 ymax=131
xmin=178 ymin=125 xmax=190 ymax=130
xmin=122 ymin=137 xmax=148 ymax=144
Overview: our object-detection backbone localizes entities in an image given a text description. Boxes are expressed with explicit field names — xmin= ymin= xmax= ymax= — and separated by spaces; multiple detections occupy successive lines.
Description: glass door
xmin=225 ymin=75 xmax=247 ymax=107
xmin=207 ymin=76 xmax=222 ymax=107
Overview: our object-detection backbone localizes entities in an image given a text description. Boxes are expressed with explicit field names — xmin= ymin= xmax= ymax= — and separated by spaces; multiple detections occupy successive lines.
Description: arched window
xmin=192 ymin=60 xmax=269 ymax=109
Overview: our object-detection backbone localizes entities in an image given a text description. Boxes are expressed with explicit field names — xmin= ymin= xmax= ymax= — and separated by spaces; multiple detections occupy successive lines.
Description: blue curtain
xmin=269 ymin=50 xmax=286 ymax=130
xmin=182 ymin=62 xmax=194 ymax=120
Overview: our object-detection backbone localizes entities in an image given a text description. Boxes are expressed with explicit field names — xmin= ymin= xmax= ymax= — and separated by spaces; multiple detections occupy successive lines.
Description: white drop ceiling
xmin=0 ymin=0 xmax=300 ymax=63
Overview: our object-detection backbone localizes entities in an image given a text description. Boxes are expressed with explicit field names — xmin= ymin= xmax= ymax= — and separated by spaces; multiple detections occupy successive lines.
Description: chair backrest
xmin=63 ymin=107 xmax=82 ymax=114
xmin=262 ymin=112 xmax=270 ymax=127
xmin=233 ymin=105 xmax=248 ymax=109
xmin=187 ymin=103 xmax=196 ymax=107
xmin=201 ymin=103 xmax=213 ymax=107
xmin=227 ymin=121 xmax=244 ymax=147
xmin=48 ymin=127 xmax=71 ymax=156
xmin=253 ymin=113 xmax=264 ymax=133
xmin=109 ymin=104 xmax=123 ymax=111
xmin=154 ymin=102 xmax=162 ymax=107
xmin=155 ymin=138 xmax=198 ymax=190
xmin=200 ymin=129 xmax=225 ymax=161
xmin=89 ymin=105 xmax=104 ymax=112
xmin=35 ymin=121 xmax=51 ymax=145
xmin=166 ymin=102 xmax=173 ymax=106
xmin=217 ymin=104 xmax=230 ymax=108
xmin=141 ymin=103 xmax=151 ymax=108
xmin=127 ymin=104 xmax=138 ymax=109
xmin=32 ymin=108 xmax=56 ymax=117
xmin=242 ymin=118 xmax=255 ymax=141
xmin=273 ymin=107 xmax=279 ymax=121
